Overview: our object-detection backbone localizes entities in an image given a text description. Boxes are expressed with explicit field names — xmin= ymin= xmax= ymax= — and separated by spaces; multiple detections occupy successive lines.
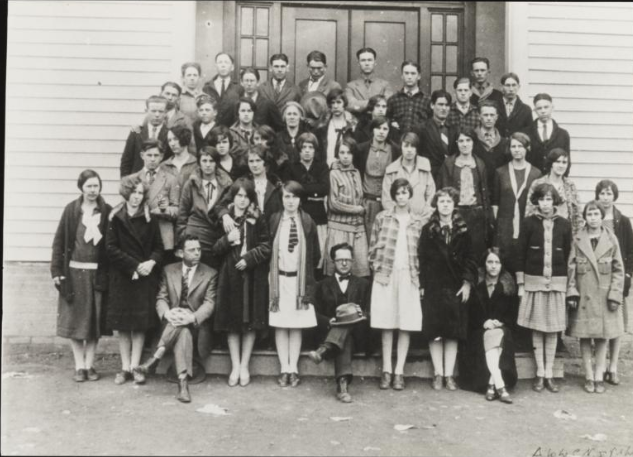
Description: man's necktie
xmin=221 ymin=78 xmax=227 ymax=97
xmin=151 ymin=126 xmax=157 ymax=139
xmin=179 ymin=267 xmax=191 ymax=308
xmin=542 ymin=122 xmax=549 ymax=142
xmin=338 ymin=273 xmax=351 ymax=282
xmin=288 ymin=217 xmax=298 ymax=253
xmin=147 ymin=170 xmax=156 ymax=185
xmin=275 ymin=81 xmax=281 ymax=94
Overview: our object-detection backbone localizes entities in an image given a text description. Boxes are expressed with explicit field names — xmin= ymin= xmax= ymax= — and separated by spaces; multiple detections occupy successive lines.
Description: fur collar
xmin=477 ymin=268 xmax=516 ymax=296
xmin=427 ymin=210 xmax=468 ymax=239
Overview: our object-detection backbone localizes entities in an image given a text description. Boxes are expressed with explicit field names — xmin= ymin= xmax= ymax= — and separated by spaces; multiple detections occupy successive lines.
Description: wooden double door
xmin=281 ymin=6 xmax=419 ymax=91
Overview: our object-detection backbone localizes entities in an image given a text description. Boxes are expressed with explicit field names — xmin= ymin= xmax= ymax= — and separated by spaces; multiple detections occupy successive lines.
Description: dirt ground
xmin=1 ymin=353 xmax=632 ymax=457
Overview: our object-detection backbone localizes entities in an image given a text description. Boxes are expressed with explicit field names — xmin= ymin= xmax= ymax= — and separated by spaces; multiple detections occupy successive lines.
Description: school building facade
xmin=4 ymin=1 xmax=633 ymax=351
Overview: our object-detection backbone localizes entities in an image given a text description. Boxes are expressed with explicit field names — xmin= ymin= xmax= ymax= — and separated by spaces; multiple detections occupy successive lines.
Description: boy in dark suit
xmin=192 ymin=95 xmax=218 ymax=153
xmin=258 ymin=53 xmax=302 ymax=112
xmin=202 ymin=52 xmax=243 ymax=127
xmin=308 ymin=243 xmax=371 ymax=403
xmin=120 ymin=95 xmax=169 ymax=177
xmin=137 ymin=235 xmax=217 ymax=403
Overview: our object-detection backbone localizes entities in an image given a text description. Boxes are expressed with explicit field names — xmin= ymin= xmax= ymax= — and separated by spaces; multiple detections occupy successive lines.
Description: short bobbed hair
xmin=594 ymin=179 xmax=619 ymax=202
xmin=282 ymin=180 xmax=305 ymax=199
xmin=77 ymin=169 xmax=102 ymax=192
xmin=297 ymin=132 xmax=319 ymax=151
xmin=509 ymin=132 xmax=531 ymax=152
xmin=431 ymin=187 xmax=460 ymax=208
xmin=199 ymin=146 xmax=222 ymax=164
xmin=370 ymin=115 xmax=390 ymax=132
xmin=326 ymin=88 xmax=348 ymax=108
xmin=400 ymin=132 xmax=420 ymax=149
xmin=529 ymin=182 xmax=563 ymax=206
xmin=226 ymin=177 xmax=259 ymax=210
xmin=545 ymin=148 xmax=569 ymax=175
xmin=209 ymin=125 xmax=234 ymax=149
xmin=583 ymin=200 xmax=606 ymax=220
xmin=389 ymin=178 xmax=413 ymax=200
xmin=367 ymin=94 xmax=388 ymax=114
xmin=481 ymin=247 xmax=503 ymax=268
xmin=247 ymin=144 xmax=272 ymax=167
xmin=169 ymin=124 xmax=192 ymax=148
xmin=338 ymin=137 xmax=358 ymax=157
xmin=119 ymin=175 xmax=149 ymax=203
xmin=235 ymin=97 xmax=257 ymax=117
xmin=255 ymin=125 xmax=276 ymax=147
xmin=457 ymin=128 xmax=478 ymax=143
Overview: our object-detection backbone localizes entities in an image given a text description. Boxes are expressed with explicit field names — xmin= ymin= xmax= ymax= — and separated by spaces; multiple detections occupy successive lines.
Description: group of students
xmin=51 ymin=49 xmax=632 ymax=404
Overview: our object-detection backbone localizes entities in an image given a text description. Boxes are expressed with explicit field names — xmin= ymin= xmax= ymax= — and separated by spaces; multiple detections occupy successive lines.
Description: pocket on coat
xmin=576 ymin=258 xmax=589 ymax=275
xmin=598 ymin=258 xmax=612 ymax=275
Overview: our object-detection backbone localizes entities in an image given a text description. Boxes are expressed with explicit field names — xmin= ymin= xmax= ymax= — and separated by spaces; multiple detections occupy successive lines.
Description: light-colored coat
xmin=156 ymin=262 xmax=218 ymax=359
xmin=381 ymin=156 xmax=435 ymax=225
xmin=130 ymin=168 xmax=180 ymax=250
xmin=567 ymin=227 xmax=625 ymax=339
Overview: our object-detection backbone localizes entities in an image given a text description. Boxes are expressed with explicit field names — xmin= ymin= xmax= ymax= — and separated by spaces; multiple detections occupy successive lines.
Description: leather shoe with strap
xmin=379 ymin=372 xmax=392 ymax=390
xmin=485 ymin=384 xmax=497 ymax=401
xmin=73 ymin=369 xmax=87 ymax=383
xmin=584 ymin=379 xmax=595 ymax=393
xmin=278 ymin=372 xmax=290 ymax=387
xmin=497 ymin=387 xmax=513 ymax=404
xmin=177 ymin=377 xmax=191 ymax=403
xmin=289 ymin=372 xmax=300 ymax=388
xmin=392 ymin=374 xmax=405 ymax=391
xmin=532 ymin=376 xmax=544 ymax=392
xmin=445 ymin=376 xmax=458 ymax=391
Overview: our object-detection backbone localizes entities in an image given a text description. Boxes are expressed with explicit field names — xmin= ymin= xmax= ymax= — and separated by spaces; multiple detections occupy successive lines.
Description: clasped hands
xmin=164 ymin=307 xmax=196 ymax=327
xmin=483 ymin=319 xmax=503 ymax=330
xmin=133 ymin=260 xmax=156 ymax=279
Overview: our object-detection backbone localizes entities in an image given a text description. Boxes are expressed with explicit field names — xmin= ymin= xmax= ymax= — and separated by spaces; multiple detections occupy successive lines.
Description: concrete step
xmin=156 ymin=349 xmax=566 ymax=379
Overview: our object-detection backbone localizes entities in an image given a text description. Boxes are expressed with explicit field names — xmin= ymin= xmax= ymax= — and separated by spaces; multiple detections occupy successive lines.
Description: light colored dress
xmin=268 ymin=215 xmax=317 ymax=329
xmin=370 ymin=213 xmax=423 ymax=331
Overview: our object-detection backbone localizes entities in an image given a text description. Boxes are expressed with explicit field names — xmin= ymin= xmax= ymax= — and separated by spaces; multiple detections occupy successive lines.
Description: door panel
xmin=350 ymin=9 xmax=419 ymax=90
xmin=281 ymin=7 xmax=349 ymax=85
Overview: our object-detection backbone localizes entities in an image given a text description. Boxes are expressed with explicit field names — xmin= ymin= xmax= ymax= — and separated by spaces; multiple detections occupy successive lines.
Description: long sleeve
xmin=155 ymin=269 xmax=171 ymax=319
xmin=194 ymin=269 xmax=217 ymax=325
xmin=381 ymin=173 xmax=395 ymax=213
xmin=303 ymin=163 xmax=330 ymax=198
xmin=51 ymin=206 xmax=68 ymax=278
xmin=608 ymin=240 xmax=625 ymax=304
xmin=149 ymin=219 xmax=165 ymax=265
xmin=106 ymin=219 xmax=139 ymax=276
xmin=176 ymin=181 xmax=193 ymax=240
xmin=242 ymin=217 xmax=272 ymax=268
xmin=328 ymin=171 xmax=364 ymax=215
xmin=120 ymin=131 xmax=138 ymax=178
xmin=566 ymin=242 xmax=580 ymax=299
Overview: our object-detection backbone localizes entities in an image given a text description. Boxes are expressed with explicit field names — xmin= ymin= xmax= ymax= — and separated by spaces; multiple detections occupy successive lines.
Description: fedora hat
xmin=330 ymin=303 xmax=367 ymax=327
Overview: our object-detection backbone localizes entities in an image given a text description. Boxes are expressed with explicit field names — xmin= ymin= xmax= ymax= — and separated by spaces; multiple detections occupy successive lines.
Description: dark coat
xmin=419 ymin=210 xmax=477 ymax=340
xmin=353 ymin=117 xmax=400 ymax=146
xmin=254 ymin=95 xmax=284 ymax=132
xmin=314 ymin=275 xmax=372 ymax=355
xmin=105 ymin=206 xmax=164 ymax=331
xmin=120 ymin=124 xmax=169 ymax=178
xmin=211 ymin=207 xmax=272 ymax=333
xmin=201 ymin=76 xmax=244 ymax=127
xmin=192 ymin=120 xmax=215 ymax=153
xmin=353 ymin=140 xmax=401 ymax=182
xmin=492 ymin=164 xmax=542 ymax=273
xmin=470 ymin=88 xmax=504 ymax=110
xmin=313 ymin=116 xmax=355 ymax=164
xmin=473 ymin=136 xmax=511 ymax=193
xmin=497 ymin=96 xmax=533 ymax=137
xmin=282 ymin=161 xmax=330 ymax=225
xmin=413 ymin=118 xmax=459 ymax=181
xmin=458 ymin=270 xmax=518 ymax=393
xmin=176 ymin=169 xmax=233 ymax=267
xmin=613 ymin=206 xmax=633 ymax=296
xmin=269 ymin=209 xmax=320 ymax=305
xmin=517 ymin=214 xmax=572 ymax=280
xmin=522 ymin=119 xmax=571 ymax=176
xmin=275 ymin=121 xmax=312 ymax=164
xmin=258 ymin=79 xmax=302 ymax=112
xmin=51 ymin=196 xmax=112 ymax=299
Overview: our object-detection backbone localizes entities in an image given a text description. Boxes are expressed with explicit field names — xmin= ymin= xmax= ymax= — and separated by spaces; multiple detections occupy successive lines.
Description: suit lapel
xmin=593 ymin=230 xmax=612 ymax=264
xmin=187 ymin=265 xmax=205 ymax=300
xmin=148 ymin=171 xmax=166 ymax=203
xmin=171 ymin=264 xmax=183 ymax=304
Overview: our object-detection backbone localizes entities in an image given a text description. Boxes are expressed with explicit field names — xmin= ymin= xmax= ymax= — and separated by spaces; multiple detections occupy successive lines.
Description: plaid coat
xmin=368 ymin=208 xmax=425 ymax=287
xmin=446 ymin=103 xmax=480 ymax=132
xmin=387 ymin=88 xmax=431 ymax=133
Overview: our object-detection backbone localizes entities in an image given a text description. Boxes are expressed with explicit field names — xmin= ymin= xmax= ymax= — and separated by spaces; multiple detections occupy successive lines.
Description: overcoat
xmin=381 ymin=156 xmax=435 ymax=221
xmin=419 ymin=210 xmax=477 ymax=340
xmin=458 ymin=269 xmax=518 ymax=393
xmin=566 ymin=227 xmax=625 ymax=339
xmin=176 ymin=168 xmax=233 ymax=266
xmin=105 ymin=205 xmax=164 ymax=331
xmin=211 ymin=206 xmax=271 ymax=333
xmin=413 ymin=118 xmax=459 ymax=181
xmin=51 ymin=196 xmax=112 ymax=337
xmin=258 ymin=79 xmax=302 ymax=112
xmin=496 ymin=96 xmax=533 ymax=137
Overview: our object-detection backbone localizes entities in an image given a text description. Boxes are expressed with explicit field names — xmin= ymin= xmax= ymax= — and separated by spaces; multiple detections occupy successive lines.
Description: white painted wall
xmin=5 ymin=1 xmax=197 ymax=261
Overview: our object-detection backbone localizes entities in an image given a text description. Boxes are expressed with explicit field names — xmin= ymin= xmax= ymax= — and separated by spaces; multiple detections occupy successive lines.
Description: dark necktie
xmin=275 ymin=81 xmax=282 ymax=94
xmin=151 ymin=125 xmax=158 ymax=139
xmin=542 ymin=122 xmax=549 ymax=142
xmin=338 ymin=273 xmax=351 ymax=282
xmin=441 ymin=225 xmax=451 ymax=245
xmin=288 ymin=217 xmax=298 ymax=253
xmin=206 ymin=181 xmax=215 ymax=202
xmin=179 ymin=267 xmax=191 ymax=308
xmin=147 ymin=170 xmax=156 ymax=185
xmin=221 ymin=78 xmax=227 ymax=97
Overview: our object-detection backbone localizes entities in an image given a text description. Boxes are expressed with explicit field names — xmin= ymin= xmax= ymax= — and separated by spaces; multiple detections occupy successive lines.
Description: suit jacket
xmin=258 ymin=79 xmax=302 ymax=112
xmin=202 ymin=76 xmax=243 ymax=127
xmin=497 ymin=96 xmax=533 ymax=137
xmin=156 ymin=262 xmax=218 ymax=359
xmin=414 ymin=118 xmax=459 ymax=181
xmin=522 ymin=119 xmax=571 ymax=176
xmin=192 ymin=120 xmax=215 ymax=153
xmin=130 ymin=168 xmax=180 ymax=250
xmin=120 ymin=124 xmax=168 ymax=177
xmin=298 ymin=76 xmax=342 ymax=97
xmin=314 ymin=275 xmax=371 ymax=326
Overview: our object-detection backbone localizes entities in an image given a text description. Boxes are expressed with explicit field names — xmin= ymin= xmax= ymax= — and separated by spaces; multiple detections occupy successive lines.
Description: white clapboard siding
xmin=5 ymin=1 xmax=195 ymax=261
xmin=524 ymin=2 xmax=633 ymax=223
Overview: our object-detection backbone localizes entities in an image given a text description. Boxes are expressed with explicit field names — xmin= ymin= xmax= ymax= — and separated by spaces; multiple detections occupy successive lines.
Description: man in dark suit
xmin=137 ymin=235 xmax=217 ymax=403
xmin=297 ymin=50 xmax=342 ymax=98
xmin=258 ymin=53 xmax=302 ymax=112
xmin=497 ymin=72 xmax=533 ymax=137
xmin=522 ymin=93 xmax=571 ymax=176
xmin=308 ymin=243 xmax=371 ymax=403
xmin=202 ymin=52 xmax=243 ymax=127
xmin=470 ymin=57 xmax=504 ymax=109
xmin=414 ymin=89 xmax=458 ymax=181
xmin=120 ymin=95 xmax=169 ymax=177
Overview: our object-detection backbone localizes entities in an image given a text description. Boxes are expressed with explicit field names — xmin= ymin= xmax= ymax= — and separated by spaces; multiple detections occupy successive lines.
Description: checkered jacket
xmin=368 ymin=209 xmax=425 ymax=286
xmin=387 ymin=89 xmax=431 ymax=133
xmin=446 ymin=103 xmax=480 ymax=132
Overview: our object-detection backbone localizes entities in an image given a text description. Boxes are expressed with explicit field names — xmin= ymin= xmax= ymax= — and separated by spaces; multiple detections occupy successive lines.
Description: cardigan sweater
xmin=327 ymin=161 xmax=365 ymax=230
